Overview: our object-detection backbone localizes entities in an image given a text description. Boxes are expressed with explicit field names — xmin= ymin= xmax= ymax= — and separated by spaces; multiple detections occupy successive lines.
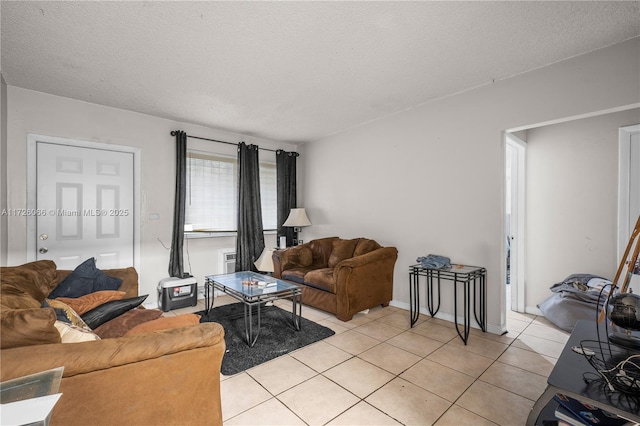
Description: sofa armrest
xmin=333 ymin=247 xmax=398 ymax=317
xmin=334 ymin=246 xmax=398 ymax=272
xmin=273 ymin=244 xmax=308 ymax=278
xmin=1 ymin=323 xmax=226 ymax=426
xmin=0 ymin=322 xmax=224 ymax=380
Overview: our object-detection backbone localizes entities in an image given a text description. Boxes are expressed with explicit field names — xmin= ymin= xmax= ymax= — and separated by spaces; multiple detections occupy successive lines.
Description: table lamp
xmin=254 ymin=247 xmax=275 ymax=274
xmin=283 ymin=208 xmax=312 ymax=245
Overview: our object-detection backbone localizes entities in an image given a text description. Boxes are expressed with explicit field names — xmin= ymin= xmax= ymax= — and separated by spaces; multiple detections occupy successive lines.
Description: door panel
xmin=36 ymin=142 xmax=134 ymax=270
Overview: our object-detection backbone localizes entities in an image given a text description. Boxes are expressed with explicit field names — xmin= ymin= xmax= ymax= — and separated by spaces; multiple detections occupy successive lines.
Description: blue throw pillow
xmin=81 ymin=295 xmax=148 ymax=329
xmin=49 ymin=258 xmax=122 ymax=298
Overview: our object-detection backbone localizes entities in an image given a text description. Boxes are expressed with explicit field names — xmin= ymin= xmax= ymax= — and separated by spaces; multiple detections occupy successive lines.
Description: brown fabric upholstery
xmin=0 ymin=260 xmax=57 ymax=306
xmin=281 ymin=268 xmax=308 ymax=284
xmin=0 ymin=308 xmax=61 ymax=348
xmin=93 ymin=308 xmax=163 ymax=338
xmin=287 ymin=245 xmax=313 ymax=267
xmin=57 ymin=290 xmax=126 ymax=315
xmin=308 ymin=237 xmax=338 ymax=266
xmin=0 ymin=261 xmax=225 ymax=426
xmin=328 ymin=238 xmax=358 ymax=268
xmin=124 ymin=313 xmax=201 ymax=336
xmin=2 ymin=323 xmax=225 ymax=426
xmin=354 ymin=238 xmax=382 ymax=257
xmin=304 ymin=268 xmax=336 ymax=293
xmin=273 ymin=237 xmax=398 ymax=321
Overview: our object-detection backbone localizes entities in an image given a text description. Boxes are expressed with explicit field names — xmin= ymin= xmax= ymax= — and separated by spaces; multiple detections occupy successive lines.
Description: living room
xmin=1 ymin=2 xmax=640 ymax=425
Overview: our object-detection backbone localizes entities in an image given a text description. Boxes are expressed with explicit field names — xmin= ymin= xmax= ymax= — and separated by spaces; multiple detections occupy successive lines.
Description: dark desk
xmin=527 ymin=320 xmax=640 ymax=425
xmin=409 ymin=264 xmax=486 ymax=345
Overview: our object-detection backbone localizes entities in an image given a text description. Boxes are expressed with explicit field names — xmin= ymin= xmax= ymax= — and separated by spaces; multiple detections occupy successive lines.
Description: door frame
xmin=618 ymin=124 xmax=640 ymax=260
xmin=26 ymin=134 xmax=141 ymax=271
xmin=505 ymin=132 xmax=526 ymax=313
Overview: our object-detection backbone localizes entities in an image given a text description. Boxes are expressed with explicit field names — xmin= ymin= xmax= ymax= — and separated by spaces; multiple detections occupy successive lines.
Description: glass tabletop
xmin=410 ymin=264 xmax=485 ymax=275
xmin=205 ymin=271 xmax=300 ymax=298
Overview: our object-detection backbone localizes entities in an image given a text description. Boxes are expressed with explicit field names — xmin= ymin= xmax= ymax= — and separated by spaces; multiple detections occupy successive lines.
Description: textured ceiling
xmin=2 ymin=1 xmax=639 ymax=143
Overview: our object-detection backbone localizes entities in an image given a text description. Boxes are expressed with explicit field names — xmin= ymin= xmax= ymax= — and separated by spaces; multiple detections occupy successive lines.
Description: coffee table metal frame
xmin=204 ymin=271 xmax=302 ymax=347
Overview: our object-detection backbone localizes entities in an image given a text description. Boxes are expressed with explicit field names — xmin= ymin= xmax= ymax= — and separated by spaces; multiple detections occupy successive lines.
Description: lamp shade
xmin=254 ymin=248 xmax=275 ymax=272
xmin=283 ymin=208 xmax=312 ymax=227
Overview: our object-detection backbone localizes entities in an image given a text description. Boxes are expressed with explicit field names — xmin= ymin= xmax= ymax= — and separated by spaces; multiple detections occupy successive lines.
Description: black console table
xmin=528 ymin=320 xmax=640 ymax=425
xmin=409 ymin=263 xmax=486 ymax=344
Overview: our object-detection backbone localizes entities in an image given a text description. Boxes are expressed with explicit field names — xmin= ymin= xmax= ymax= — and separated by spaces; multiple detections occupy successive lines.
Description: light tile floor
xmin=168 ymin=296 xmax=569 ymax=425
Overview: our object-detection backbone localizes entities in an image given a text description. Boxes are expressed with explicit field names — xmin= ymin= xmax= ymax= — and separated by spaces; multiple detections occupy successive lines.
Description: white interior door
xmin=34 ymin=140 xmax=135 ymax=270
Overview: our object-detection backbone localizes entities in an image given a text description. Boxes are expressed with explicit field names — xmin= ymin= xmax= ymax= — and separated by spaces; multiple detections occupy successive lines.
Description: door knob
xmin=39 ymin=247 xmax=48 ymax=254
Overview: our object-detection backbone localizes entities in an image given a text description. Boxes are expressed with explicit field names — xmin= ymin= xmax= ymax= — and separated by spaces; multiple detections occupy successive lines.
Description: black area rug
xmin=199 ymin=302 xmax=335 ymax=376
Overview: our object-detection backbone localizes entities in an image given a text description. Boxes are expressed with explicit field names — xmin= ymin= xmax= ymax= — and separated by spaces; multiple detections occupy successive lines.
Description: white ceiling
xmin=2 ymin=1 xmax=639 ymax=144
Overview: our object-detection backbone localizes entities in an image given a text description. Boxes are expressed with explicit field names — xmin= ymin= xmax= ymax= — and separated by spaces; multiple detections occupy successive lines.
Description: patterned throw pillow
xmin=54 ymin=321 xmax=101 ymax=343
xmin=44 ymin=298 xmax=91 ymax=330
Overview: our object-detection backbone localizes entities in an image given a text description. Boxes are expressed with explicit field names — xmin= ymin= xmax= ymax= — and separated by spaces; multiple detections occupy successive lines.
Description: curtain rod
xmin=170 ymin=130 xmax=298 ymax=155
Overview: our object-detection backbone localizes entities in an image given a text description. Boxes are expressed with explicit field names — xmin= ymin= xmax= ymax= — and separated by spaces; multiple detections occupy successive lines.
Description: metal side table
xmin=409 ymin=263 xmax=486 ymax=344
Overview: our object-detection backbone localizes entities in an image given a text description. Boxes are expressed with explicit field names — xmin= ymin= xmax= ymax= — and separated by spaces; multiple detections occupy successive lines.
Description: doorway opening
xmin=618 ymin=124 xmax=640 ymax=292
xmin=505 ymin=133 xmax=526 ymax=313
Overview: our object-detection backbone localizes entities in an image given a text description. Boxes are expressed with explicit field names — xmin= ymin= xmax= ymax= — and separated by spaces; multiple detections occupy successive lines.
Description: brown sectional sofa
xmin=0 ymin=260 xmax=225 ymax=426
xmin=273 ymin=237 xmax=398 ymax=321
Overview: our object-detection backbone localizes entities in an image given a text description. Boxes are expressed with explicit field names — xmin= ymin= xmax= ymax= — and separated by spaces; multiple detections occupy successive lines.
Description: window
xmin=185 ymin=151 xmax=276 ymax=232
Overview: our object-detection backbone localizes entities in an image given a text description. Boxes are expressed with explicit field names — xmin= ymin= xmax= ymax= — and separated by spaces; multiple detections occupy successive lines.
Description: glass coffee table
xmin=204 ymin=271 xmax=302 ymax=347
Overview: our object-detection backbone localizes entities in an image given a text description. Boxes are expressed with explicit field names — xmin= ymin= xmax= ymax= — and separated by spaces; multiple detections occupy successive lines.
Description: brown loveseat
xmin=0 ymin=260 xmax=225 ymax=426
xmin=273 ymin=237 xmax=398 ymax=321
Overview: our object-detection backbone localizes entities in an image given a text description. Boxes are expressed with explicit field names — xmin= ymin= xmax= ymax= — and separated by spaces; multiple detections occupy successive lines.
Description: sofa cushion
xmin=81 ymin=295 xmax=148 ymax=329
xmin=54 ymin=320 xmax=101 ymax=343
xmin=289 ymin=246 xmax=313 ymax=267
xmin=0 ymin=308 xmax=61 ymax=349
xmin=57 ymin=290 xmax=127 ymax=315
xmin=124 ymin=313 xmax=201 ymax=336
xmin=354 ymin=238 xmax=382 ymax=257
xmin=309 ymin=237 xmax=338 ymax=266
xmin=0 ymin=260 xmax=58 ymax=308
xmin=93 ymin=308 xmax=164 ymax=338
xmin=328 ymin=239 xmax=358 ymax=268
xmin=282 ymin=266 xmax=318 ymax=284
xmin=0 ymin=290 xmax=42 ymax=311
xmin=304 ymin=268 xmax=337 ymax=293
xmin=48 ymin=257 xmax=122 ymax=298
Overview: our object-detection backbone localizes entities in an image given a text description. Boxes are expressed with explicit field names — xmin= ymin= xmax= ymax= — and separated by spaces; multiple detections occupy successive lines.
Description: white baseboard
xmin=389 ymin=300 xmax=507 ymax=336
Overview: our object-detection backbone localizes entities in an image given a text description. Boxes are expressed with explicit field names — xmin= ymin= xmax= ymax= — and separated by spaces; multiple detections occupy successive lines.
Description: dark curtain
xmin=235 ymin=142 xmax=265 ymax=271
xmin=168 ymin=130 xmax=187 ymax=278
xmin=277 ymin=150 xmax=298 ymax=247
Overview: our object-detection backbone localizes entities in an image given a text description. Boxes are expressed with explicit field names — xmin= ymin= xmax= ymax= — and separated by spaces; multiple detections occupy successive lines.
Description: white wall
xmin=525 ymin=109 xmax=640 ymax=311
xmin=5 ymin=87 xmax=295 ymax=301
xmin=299 ymin=37 xmax=640 ymax=334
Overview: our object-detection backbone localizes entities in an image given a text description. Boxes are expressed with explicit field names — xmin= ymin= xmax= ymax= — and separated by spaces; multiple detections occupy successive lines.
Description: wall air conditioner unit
xmin=211 ymin=248 xmax=236 ymax=297
xmin=218 ymin=248 xmax=236 ymax=275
